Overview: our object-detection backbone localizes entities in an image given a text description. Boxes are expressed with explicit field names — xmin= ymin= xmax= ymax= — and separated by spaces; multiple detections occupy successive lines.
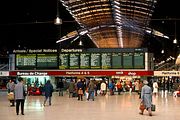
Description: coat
xmin=44 ymin=82 xmax=53 ymax=97
xmin=153 ymin=82 xmax=158 ymax=93
xmin=14 ymin=82 xmax=25 ymax=100
xmin=141 ymin=84 xmax=152 ymax=109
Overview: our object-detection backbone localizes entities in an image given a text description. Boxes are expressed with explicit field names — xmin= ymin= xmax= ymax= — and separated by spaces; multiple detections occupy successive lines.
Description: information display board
xmin=37 ymin=54 xmax=57 ymax=68
xmin=16 ymin=54 xmax=36 ymax=69
xmin=13 ymin=48 xmax=146 ymax=70
xmin=101 ymin=53 xmax=111 ymax=69
xmin=80 ymin=53 xmax=90 ymax=69
xmin=123 ymin=53 xmax=133 ymax=68
xmin=112 ymin=53 xmax=122 ymax=69
xmin=69 ymin=53 xmax=80 ymax=69
xmin=59 ymin=53 xmax=69 ymax=69
xmin=90 ymin=53 xmax=101 ymax=69
xmin=134 ymin=52 xmax=144 ymax=69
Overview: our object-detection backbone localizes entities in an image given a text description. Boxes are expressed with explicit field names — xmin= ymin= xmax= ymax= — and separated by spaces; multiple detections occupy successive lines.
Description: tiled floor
xmin=0 ymin=91 xmax=180 ymax=120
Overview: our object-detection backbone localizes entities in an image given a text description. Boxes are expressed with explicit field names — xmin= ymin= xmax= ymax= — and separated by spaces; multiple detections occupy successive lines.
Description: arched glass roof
xmin=59 ymin=0 xmax=157 ymax=48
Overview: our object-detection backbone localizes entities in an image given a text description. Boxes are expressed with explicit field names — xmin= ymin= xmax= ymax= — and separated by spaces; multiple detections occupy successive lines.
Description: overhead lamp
xmin=173 ymin=38 xmax=177 ymax=44
xmin=79 ymin=39 xmax=83 ymax=46
xmin=161 ymin=49 xmax=164 ymax=54
xmin=54 ymin=0 xmax=62 ymax=25
xmin=54 ymin=17 xmax=62 ymax=25
xmin=173 ymin=21 xmax=178 ymax=44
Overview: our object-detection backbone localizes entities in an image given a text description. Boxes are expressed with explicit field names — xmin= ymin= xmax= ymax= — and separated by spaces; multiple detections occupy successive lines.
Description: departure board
xmin=16 ymin=54 xmax=36 ymax=69
xmin=69 ymin=53 xmax=79 ymax=69
xmin=123 ymin=53 xmax=133 ymax=68
xmin=37 ymin=54 xmax=57 ymax=68
xmin=112 ymin=53 xmax=122 ymax=69
xmin=80 ymin=53 xmax=90 ymax=69
xmin=101 ymin=53 xmax=111 ymax=69
xmin=134 ymin=53 xmax=144 ymax=68
xmin=91 ymin=53 xmax=101 ymax=69
xmin=59 ymin=53 xmax=69 ymax=69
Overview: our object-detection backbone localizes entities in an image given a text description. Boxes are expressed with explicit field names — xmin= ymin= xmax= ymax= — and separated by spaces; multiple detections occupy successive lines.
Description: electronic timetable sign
xmin=16 ymin=54 xmax=36 ymax=69
xmin=13 ymin=48 xmax=146 ymax=70
xmin=36 ymin=54 xmax=57 ymax=69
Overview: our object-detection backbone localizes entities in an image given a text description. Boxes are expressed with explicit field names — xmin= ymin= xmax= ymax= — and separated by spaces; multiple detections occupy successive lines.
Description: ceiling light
xmin=54 ymin=17 xmax=62 ymax=25
xmin=79 ymin=40 xmax=83 ymax=46
xmin=161 ymin=49 xmax=164 ymax=54
xmin=173 ymin=38 xmax=177 ymax=44
xmin=173 ymin=21 xmax=177 ymax=44
xmin=54 ymin=0 xmax=62 ymax=25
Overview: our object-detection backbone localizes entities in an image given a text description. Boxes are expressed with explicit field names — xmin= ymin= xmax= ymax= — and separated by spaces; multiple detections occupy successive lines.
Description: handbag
xmin=7 ymin=92 xmax=14 ymax=100
xmin=78 ymin=89 xmax=83 ymax=95
xmin=151 ymin=104 xmax=156 ymax=111
xmin=139 ymin=103 xmax=145 ymax=111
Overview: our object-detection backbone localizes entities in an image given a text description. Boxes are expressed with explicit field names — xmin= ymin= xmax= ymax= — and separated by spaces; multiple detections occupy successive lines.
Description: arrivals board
xmin=37 ymin=54 xmax=57 ymax=68
xmin=16 ymin=54 xmax=36 ymax=69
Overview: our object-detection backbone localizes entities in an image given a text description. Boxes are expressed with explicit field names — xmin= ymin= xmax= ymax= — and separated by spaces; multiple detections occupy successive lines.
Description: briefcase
xmin=151 ymin=104 xmax=156 ymax=111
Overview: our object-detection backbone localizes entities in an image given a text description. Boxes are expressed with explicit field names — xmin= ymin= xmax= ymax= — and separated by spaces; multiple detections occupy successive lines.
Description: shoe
xmin=149 ymin=113 xmax=152 ymax=116
xmin=21 ymin=113 xmax=24 ymax=115
xmin=10 ymin=105 xmax=15 ymax=107
xmin=17 ymin=113 xmax=19 ymax=115
xmin=139 ymin=112 xmax=143 ymax=115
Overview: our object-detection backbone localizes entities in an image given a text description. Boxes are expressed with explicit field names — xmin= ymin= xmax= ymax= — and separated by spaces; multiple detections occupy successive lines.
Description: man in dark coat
xmin=43 ymin=80 xmax=53 ymax=106
xmin=57 ymin=79 xmax=64 ymax=96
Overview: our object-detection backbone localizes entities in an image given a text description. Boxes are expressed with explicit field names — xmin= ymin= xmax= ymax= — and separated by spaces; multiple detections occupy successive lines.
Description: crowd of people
xmin=5 ymin=76 xmax=180 ymax=117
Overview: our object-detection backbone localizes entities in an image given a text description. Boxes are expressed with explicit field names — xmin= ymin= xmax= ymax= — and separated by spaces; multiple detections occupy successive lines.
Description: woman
xmin=139 ymin=80 xmax=152 ymax=116
xmin=153 ymin=81 xmax=158 ymax=96
xmin=76 ymin=79 xmax=84 ymax=101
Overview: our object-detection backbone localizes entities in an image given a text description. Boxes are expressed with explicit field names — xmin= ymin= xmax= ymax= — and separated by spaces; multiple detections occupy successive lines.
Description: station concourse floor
xmin=0 ymin=91 xmax=180 ymax=120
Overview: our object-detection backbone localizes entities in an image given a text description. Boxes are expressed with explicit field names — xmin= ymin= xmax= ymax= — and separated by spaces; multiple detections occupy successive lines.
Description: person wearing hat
xmin=139 ymin=80 xmax=153 ymax=116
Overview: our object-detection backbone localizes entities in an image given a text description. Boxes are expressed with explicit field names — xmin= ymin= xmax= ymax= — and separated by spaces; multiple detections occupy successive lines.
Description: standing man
xmin=14 ymin=77 xmax=26 ymax=115
xmin=57 ymin=79 xmax=64 ymax=96
xmin=87 ymin=80 xmax=95 ymax=101
xmin=6 ymin=79 xmax=15 ymax=106
xmin=43 ymin=80 xmax=53 ymax=106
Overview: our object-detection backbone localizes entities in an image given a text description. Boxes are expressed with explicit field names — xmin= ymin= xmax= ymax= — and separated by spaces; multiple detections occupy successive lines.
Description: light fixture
xmin=173 ymin=38 xmax=177 ymax=44
xmin=54 ymin=0 xmax=62 ymax=25
xmin=54 ymin=17 xmax=62 ymax=25
xmin=161 ymin=49 xmax=164 ymax=54
xmin=79 ymin=39 xmax=83 ymax=46
xmin=173 ymin=20 xmax=178 ymax=44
